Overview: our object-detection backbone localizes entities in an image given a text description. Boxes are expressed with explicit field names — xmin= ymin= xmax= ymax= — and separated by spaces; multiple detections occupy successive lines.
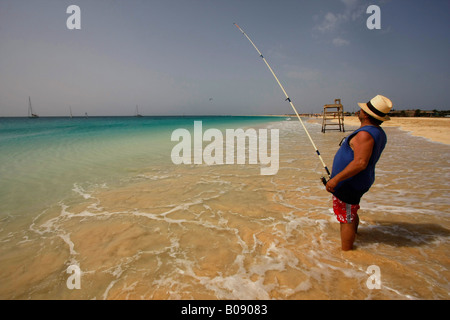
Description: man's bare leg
xmin=340 ymin=214 xmax=359 ymax=251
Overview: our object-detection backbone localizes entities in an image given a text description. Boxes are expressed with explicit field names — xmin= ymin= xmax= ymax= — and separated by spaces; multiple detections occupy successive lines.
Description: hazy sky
xmin=0 ymin=0 xmax=449 ymax=116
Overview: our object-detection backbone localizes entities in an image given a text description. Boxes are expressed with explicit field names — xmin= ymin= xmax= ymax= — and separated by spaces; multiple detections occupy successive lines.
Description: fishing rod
xmin=234 ymin=23 xmax=330 ymax=185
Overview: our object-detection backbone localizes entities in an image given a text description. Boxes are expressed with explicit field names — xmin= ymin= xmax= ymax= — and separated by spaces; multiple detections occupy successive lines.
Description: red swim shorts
xmin=332 ymin=196 xmax=360 ymax=223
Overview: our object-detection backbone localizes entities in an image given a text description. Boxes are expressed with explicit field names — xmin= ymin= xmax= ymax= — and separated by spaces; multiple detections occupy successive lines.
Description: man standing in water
xmin=326 ymin=95 xmax=393 ymax=251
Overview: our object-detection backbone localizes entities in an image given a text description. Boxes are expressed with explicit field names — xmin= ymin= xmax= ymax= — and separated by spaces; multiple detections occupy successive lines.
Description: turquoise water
xmin=0 ymin=116 xmax=281 ymax=219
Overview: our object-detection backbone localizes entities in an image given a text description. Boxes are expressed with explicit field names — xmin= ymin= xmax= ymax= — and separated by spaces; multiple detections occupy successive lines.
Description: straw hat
xmin=358 ymin=95 xmax=393 ymax=121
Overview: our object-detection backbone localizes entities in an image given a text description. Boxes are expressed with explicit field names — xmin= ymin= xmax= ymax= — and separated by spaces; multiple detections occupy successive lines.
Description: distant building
xmin=390 ymin=109 xmax=439 ymax=117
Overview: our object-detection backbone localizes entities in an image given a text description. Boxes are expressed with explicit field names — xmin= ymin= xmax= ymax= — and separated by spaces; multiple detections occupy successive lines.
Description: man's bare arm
xmin=326 ymin=131 xmax=374 ymax=193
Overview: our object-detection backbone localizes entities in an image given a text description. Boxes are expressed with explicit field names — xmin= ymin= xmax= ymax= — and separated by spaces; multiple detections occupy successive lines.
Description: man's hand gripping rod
xmin=234 ymin=23 xmax=331 ymax=185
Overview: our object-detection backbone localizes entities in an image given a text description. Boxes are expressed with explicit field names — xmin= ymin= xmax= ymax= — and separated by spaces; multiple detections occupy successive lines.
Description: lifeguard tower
xmin=321 ymin=99 xmax=345 ymax=133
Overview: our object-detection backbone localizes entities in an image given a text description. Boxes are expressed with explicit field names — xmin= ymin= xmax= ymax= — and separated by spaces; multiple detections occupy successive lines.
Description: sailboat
xmin=28 ymin=96 xmax=39 ymax=118
xmin=135 ymin=105 xmax=143 ymax=117
xmin=69 ymin=106 xmax=73 ymax=118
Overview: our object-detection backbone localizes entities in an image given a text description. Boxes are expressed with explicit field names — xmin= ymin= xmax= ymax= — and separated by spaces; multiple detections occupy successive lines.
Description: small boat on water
xmin=135 ymin=105 xmax=143 ymax=117
xmin=28 ymin=96 xmax=39 ymax=118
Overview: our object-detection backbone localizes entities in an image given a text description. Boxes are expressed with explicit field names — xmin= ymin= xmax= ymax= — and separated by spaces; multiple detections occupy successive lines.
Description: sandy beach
xmin=340 ymin=116 xmax=450 ymax=145
xmin=1 ymin=116 xmax=449 ymax=300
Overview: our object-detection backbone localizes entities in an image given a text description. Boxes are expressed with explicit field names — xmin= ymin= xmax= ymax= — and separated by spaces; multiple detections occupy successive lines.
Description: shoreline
xmin=345 ymin=116 xmax=450 ymax=145
xmin=307 ymin=116 xmax=450 ymax=145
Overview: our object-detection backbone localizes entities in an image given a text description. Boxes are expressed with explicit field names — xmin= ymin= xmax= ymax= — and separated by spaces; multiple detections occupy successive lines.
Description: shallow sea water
xmin=0 ymin=116 xmax=448 ymax=299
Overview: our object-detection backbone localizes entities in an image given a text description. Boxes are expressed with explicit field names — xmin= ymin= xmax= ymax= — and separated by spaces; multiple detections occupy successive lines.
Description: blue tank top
xmin=331 ymin=125 xmax=387 ymax=204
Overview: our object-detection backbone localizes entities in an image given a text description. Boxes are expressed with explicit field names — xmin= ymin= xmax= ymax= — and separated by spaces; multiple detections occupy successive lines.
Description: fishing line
xmin=234 ymin=23 xmax=330 ymax=185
